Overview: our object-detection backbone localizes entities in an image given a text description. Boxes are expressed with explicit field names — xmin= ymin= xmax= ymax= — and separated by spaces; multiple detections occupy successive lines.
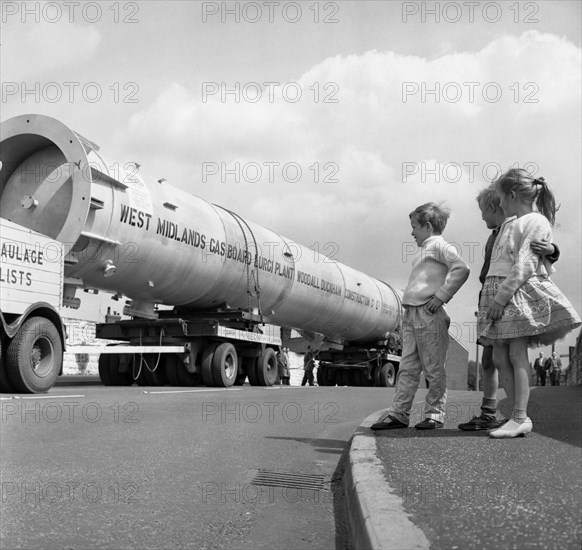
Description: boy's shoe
xmin=415 ymin=418 xmax=444 ymax=430
xmin=458 ymin=415 xmax=502 ymax=431
xmin=370 ymin=415 xmax=408 ymax=430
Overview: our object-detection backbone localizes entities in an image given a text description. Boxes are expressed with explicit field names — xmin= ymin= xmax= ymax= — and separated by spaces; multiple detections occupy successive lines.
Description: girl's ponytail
xmin=533 ymin=177 xmax=558 ymax=226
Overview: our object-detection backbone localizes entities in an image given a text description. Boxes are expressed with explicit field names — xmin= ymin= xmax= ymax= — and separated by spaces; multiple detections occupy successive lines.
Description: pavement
xmin=344 ymin=385 xmax=582 ymax=550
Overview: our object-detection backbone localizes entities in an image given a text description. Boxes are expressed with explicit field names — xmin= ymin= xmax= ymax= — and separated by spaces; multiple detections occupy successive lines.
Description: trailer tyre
xmin=246 ymin=357 xmax=260 ymax=386
xmin=255 ymin=348 xmax=278 ymax=386
xmin=98 ymin=354 xmax=114 ymax=386
xmin=109 ymin=355 xmax=134 ymax=386
xmin=212 ymin=343 xmax=238 ymax=388
xmin=6 ymin=317 xmax=62 ymax=393
xmin=139 ymin=354 xmax=167 ymax=386
xmin=166 ymin=356 xmax=182 ymax=386
xmin=356 ymin=369 xmax=374 ymax=387
xmin=323 ymin=366 xmax=336 ymax=387
xmin=99 ymin=353 xmax=133 ymax=386
xmin=201 ymin=344 xmax=219 ymax=387
xmin=176 ymin=364 xmax=202 ymax=387
xmin=235 ymin=357 xmax=253 ymax=385
xmin=379 ymin=362 xmax=397 ymax=387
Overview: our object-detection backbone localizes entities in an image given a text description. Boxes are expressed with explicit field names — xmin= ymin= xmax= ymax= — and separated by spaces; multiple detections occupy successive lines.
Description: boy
xmin=458 ymin=186 xmax=559 ymax=430
xmin=371 ymin=202 xmax=470 ymax=430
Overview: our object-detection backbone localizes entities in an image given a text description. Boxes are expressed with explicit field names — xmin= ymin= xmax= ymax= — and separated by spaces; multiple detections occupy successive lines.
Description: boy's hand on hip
xmin=487 ymin=301 xmax=504 ymax=320
xmin=425 ymin=296 xmax=443 ymax=313
xmin=530 ymin=239 xmax=554 ymax=256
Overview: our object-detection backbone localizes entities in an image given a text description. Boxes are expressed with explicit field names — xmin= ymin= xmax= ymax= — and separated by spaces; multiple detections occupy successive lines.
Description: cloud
xmin=2 ymin=16 xmax=101 ymax=81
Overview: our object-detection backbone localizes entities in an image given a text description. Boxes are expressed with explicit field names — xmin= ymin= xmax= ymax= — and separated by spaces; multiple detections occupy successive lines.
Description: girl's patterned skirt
xmin=477 ymin=275 xmax=581 ymax=347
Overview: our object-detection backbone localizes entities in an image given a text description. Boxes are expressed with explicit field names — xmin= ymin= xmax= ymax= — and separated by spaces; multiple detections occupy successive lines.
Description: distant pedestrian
xmin=533 ymin=352 xmax=546 ymax=386
xmin=278 ymin=348 xmax=291 ymax=386
xmin=301 ymin=346 xmax=315 ymax=386
xmin=545 ymin=352 xmax=562 ymax=386
xmin=371 ymin=202 xmax=470 ymax=431
xmin=477 ymin=169 xmax=581 ymax=439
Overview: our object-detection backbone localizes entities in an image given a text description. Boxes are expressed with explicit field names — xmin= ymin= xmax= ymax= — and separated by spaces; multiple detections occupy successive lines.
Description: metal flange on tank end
xmin=0 ymin=114 xmax=92 ymax=244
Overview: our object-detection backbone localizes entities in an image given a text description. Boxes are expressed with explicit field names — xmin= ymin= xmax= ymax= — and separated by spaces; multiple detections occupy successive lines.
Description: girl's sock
xmin=511 ymin=408 xmax=527 ymax=423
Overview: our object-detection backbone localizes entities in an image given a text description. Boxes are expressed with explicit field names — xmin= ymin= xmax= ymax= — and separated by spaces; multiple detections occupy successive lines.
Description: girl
xmin=477 ymin=169 xmax=581 ymax=439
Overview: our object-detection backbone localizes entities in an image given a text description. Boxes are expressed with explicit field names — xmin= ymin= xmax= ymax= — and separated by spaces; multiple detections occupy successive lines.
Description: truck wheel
xmin=338 ymin=370 xmax=350 ymax=386
xmin=6 ymin=317 xmax=62 ymax=393
xmin=373 ymin=366 xmax=382 ymax=387
xmin=325 ymin=367 xmax=336 ymax=387
xmin=140 ymin=354 xmax=167 ymax=386
xmin=255 ymin=348 xmax=278 ymax=386
xmin=98 ymin=354 xmax=114 ymax=385
xmin=110 ymin=355 xmax=134 ymax=386
xmin=235 ymin=357 xmax=252 ymax=385
xmin=166 ymin=355 xmax=182 ymax=386
xmin=1 ymin=336 xmax=15 ymax=393
xmin=357 ymin=369 xmax=374 ymax=387
xmin=176 ymin=363 xmax=202 ymax=387
xmin=201 ymin=344 xmax=218 ymax=387
xmin=351 ymin=370 xmax=363 ymax=386
xmin=246 ymin=357 xmax=260 ymax=386
xmin=212 ymin=343 xmax=238 ymax=388
xmin=99 ymin=354 xmax=133 ymax=386
xmin=379 ymin=362 xmax=397 ymax=387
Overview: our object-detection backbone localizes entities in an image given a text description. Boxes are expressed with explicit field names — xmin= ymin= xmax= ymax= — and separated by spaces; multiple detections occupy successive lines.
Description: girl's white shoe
xmin=489 ymin=417 xmax=533 ymax=439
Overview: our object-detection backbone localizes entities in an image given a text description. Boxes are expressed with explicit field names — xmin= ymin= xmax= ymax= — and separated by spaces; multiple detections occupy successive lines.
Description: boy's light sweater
xmin=402 ymin=235 xmax=470 ymax=307
xmin=487 ymin=212 xmax=554 ymax=306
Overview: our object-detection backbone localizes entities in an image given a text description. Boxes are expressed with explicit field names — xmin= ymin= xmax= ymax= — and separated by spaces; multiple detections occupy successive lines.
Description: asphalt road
xmin=0 ymin=383 xmax=397 ymax=550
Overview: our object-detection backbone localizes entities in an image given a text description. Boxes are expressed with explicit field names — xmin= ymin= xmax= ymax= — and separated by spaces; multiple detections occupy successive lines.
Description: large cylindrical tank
xmin=0 ymin=114 xmax=400 ymax=342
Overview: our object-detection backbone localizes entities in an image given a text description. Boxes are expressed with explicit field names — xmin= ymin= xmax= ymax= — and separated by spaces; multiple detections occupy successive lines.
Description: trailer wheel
xmin=110 ymin=355 xmax=134 ymax=386
xmin=337 ymin=370 xmax=350 ymax=386
xmin=235 ymin=357 xmax=252 ymax=385
xmin=373 ymin=366 xmax=382 ymax=387
xmin=6 ymin=317 xmax=62 ymax=393
xmin=201 ymin=344 xmax=218 ymax=387
xmin=246 ymin=357 xmax=260 ymax=386
xmin=324 ymin=366 xmax=336 ymax=387
xmin=139 ymin=354 xmax=167 ymax=386
xmin=379 ymin=362 xmax=397 ymax=387
xmin=255 ymin=348 xmax=278 ymax=386
xmin=176 ymin=363 xmax=202 ymax=387
xmin=355 ymin=369 xmax=374 ymax=387
xmin=212 ymin=343 xmax=238 ymax=388
xmin=166 ymin=355 xmax=182 ymax=386
xmin=99 ymin=353 xmax=133 ymax=386
xmin=98 ymin=354 xmax=114 ymax=385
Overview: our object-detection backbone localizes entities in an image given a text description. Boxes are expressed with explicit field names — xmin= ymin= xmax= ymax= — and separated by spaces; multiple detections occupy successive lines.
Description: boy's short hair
xmin=476 ymin=184 xmax=500 ymax=209
xmin=409 ymin=202 xmax=451 ymax=234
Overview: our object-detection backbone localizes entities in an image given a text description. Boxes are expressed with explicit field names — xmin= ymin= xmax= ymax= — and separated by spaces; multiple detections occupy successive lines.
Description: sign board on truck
xmin=0 ymin=218 xmax=64 ymax=314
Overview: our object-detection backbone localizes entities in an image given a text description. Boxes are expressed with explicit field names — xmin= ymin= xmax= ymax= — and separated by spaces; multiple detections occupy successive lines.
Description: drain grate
xmin=250 ymin=469 xmax=327 ymax=491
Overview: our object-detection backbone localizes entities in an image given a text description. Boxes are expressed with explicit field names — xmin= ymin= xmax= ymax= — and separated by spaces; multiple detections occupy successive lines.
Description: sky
xmin=2 ymin=0 xmax=581 ymax=362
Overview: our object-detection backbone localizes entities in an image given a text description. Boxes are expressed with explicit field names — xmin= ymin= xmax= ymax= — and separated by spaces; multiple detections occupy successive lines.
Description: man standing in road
xmin=534 ymin=352 xmax=547 ymax=386
xmin=301 ymin=346 xmax=315 ymax=386
xmin=545 ymin=351 xmax=562 ymax=386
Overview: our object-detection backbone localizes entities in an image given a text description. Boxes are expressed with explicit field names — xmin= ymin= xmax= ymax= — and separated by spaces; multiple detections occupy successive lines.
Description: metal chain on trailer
xmin=217 ymin=206 xmax=263 ymax=318
xmin=132 ymin=328 xmax=164 ymax=380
